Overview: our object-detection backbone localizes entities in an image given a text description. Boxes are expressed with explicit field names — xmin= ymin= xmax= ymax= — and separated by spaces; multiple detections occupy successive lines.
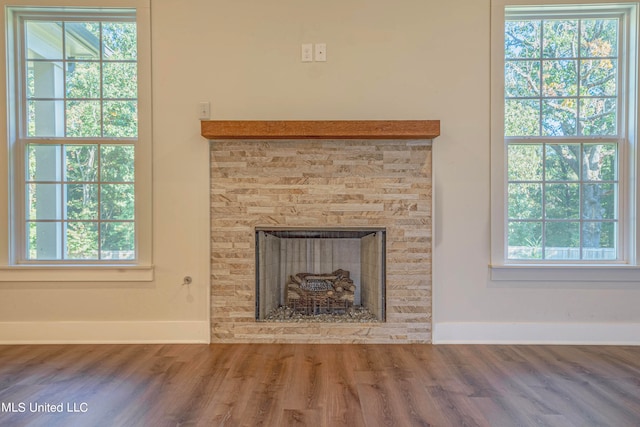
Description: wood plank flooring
xmin=0 ymin=344 xmax=638 ymax=426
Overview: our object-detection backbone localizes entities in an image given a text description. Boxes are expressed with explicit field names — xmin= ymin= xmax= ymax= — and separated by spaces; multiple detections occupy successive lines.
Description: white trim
xmin=490 ymin=263 xmax=640 ymax=281
xmin=0 ymin=264 xmax=153 ymax=281
xmin=2 ymin=2 xmax=152 ymax=271
xmin=134 ymin=1 xmax=152 ymax=268
xmin=490 ymin=0 xmax=640 ymax=277
xmin=434 ymin=321 xmax=640 ymax=345
xmin=0 ymin=320 xmax=210 ymax=344
xmin=491 ymin=0 xmax=509 ymax=265
xmin=0 ymin=0 xmax=149 ymax=7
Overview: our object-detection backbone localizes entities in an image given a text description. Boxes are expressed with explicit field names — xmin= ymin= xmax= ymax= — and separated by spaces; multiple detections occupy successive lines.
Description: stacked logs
xmin=286 ymin=269 xmax=356 ymax=314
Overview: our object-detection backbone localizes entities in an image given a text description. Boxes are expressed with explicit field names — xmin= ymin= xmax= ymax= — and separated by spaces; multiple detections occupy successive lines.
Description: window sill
xmin=490 ymin=264 xmax=640 ymax=282
xmin=0 ymin=264 xmax=154 ymax=282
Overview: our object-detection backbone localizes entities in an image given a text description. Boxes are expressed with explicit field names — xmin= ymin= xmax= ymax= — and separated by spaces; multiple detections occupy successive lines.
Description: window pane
xmin=27 ymin=61 xmax=63 ymax=98
xmin=545 ymin=221 xmax=580 ymax=259
xmin=65 ymin=221 xmax=98 ymax=259
xmin=26 ymin=21 xmax=62 ymax=59
xmin=580 ymin=59 xmax=616 ymax=97
xmin=581 ymin=19 xmax=618 ymax=57
xmin=545 ymin=144 xmax=579 ymax=181
xmin=66 ymin=62 xmax=100 ymax=98
xmin=542 ymin=98 xmax=577 ymax=136
xmin=103 ymin=62 xmax=137 ymax=99
xmin=27 ymin=183 xmax=61 ymax=220
xmin=545 ymin=183 xmax=580 ymax=219
xmin=101 ymin=184 xmax=134 ymax=220
xmin=583 ymin=144 xmax=616 ymax=181
xmin=101 ymin=222 xmax=135 ymax=260
xmin=66 ymin=101 xmax=101 ymax=137
xmin=28 ymin=100 xmax=64 ymax=137
xmin=505 ymin=20 xmax=540 ymax=59
xmin=509 ymin=183 xmax=542 ymax=219
xmin=102 ymin=22 xmax=137 ymax=60
xmin=27 ymin=144 xmax=61 ymax=181
xmin=505 ymin=60 xmax=540 ymax=97
xmin=543 ymin=20 xmax=578 ymax=58
xmin=508 ymin=144 xmax=543 ymax=181
xmin=505 ymin=99 xmax=539 ymax=136
xmin=65 ymin=145 xmax=98 ymax=182
xmin=579 ymin=98 xmax=616 ymax=136
xmin=583 ymin=183 xmax=616 ymax=220
xmin=543 ymin=60 xmax=577 ymax=96
xmin=65 ymin=22 xmax=100 ymax=60
xmin=508 ymin=221 xmax=542 ymax=259
xmin=582 ymin=222 xmax=616 ymax=260
xmin=65 ymin=184 xmax=98 ymax=220
xmin=103 ymin=101 xmax=137 ymax=137
xmin=27 ymin=222 xmax=61 ymax=260
xmin=101 ymin=145 xmax=134 ymax=182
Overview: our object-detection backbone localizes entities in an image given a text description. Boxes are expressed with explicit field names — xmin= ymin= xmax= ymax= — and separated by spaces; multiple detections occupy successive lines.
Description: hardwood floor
xmin=0 ymin=344 xmax=638 ymax=426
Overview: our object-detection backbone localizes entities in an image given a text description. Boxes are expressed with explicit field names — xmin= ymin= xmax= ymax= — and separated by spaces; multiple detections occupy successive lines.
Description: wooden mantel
xmin=201 ymin=120 xmax=440 ymax=140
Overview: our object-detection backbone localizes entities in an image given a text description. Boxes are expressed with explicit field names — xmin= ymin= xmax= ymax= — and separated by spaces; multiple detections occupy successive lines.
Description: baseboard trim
xmin=0 ymin=321 xmax=210 ymax=344
xmin=433 ymin=322 xmax=640 ymax=345
xmin=6 ymin=321 xmax=636 ymax=346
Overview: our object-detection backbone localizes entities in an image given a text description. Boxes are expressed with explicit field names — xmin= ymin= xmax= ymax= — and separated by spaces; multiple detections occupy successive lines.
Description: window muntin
xmin=26 ymin=143 xmax=134 ymax=260
xmin=505 ymin=17 xmax=619 ymax=137
xmin=507 ymin=142 xmax=618 ymax=260
xmin=13 ymin=10 xmax=137 ymax=263
xmin=24 ymin=18 xmax=137 ymax=138
xmin=505 ymin=11 xmax=624 ymax=261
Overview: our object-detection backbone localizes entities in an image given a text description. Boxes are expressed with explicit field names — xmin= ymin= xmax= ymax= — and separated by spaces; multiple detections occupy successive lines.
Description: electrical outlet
xmin=315 ymin=43 xmax=326 ymax=62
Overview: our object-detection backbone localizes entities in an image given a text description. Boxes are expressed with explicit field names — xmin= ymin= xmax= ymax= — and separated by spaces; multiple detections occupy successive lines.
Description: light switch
xmin=198 ymin=102 xmax=210 ymax=120
xmin=301 ymin=44 xmax=313 ymax=62
xmin=315 ymin=43 xmax=326 ymax=62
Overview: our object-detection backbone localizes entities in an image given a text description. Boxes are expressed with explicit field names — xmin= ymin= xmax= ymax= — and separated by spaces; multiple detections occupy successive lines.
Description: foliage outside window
xmin=13 ymin=9 xmax=138 ymax=262
xmin=505 ymin=10 xmax=624 ymax=261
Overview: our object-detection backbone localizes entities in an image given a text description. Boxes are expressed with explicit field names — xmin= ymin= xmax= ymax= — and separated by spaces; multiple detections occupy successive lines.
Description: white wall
xmin=1 ymin=0 xmax=638 ymax=344
xmin=433 ymin=0 xmax=640 ymax=345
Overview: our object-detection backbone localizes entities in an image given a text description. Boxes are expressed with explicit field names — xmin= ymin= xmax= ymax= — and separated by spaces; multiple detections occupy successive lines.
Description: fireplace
xmin=205 ymin=120 xmax=439 ymax=343
xmin=256 ymin=228 xmax=385 ymax=322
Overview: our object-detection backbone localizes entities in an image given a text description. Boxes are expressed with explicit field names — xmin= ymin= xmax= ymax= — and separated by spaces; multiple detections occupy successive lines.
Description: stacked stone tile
xmin=210 ymin=139 xmax=433 ymax=343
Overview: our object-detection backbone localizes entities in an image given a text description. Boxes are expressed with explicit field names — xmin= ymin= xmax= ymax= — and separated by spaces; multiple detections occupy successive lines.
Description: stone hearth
xmin=207 ymin=120 xmax=437 ymax=343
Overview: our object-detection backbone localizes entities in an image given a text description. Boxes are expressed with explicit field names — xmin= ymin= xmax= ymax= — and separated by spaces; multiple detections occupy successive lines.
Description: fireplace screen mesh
xmin=256 ymin=228 xmax=385 ymax=322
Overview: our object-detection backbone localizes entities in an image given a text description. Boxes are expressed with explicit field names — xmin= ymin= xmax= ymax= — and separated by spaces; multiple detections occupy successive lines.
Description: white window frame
xmin=490 ymin=0 xmax=640 ymax=281
xmin=0 ymin=0 xmax=152 ymax=282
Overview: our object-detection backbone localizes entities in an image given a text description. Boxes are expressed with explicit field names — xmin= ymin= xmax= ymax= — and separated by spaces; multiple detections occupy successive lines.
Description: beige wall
xmin=1 ymin=0 xmax=639 ymax=343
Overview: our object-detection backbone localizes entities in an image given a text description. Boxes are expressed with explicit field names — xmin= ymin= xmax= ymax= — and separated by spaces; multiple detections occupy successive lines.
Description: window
xmin=3 ymin=4 xmax=152 ymax=279
xmin=506 ymin=13 xmax=622 ymax=261
xmin=491 ymin=2 xmax=640 ymax=279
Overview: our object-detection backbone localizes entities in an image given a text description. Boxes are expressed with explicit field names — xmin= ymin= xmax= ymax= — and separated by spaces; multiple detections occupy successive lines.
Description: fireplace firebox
xmin=256 ymin=228 xmax=385 ymax=322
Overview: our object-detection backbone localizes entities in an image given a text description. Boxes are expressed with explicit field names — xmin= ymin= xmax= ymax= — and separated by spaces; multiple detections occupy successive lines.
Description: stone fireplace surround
xmin=205 ymin=120 xmax=439 ymax=343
